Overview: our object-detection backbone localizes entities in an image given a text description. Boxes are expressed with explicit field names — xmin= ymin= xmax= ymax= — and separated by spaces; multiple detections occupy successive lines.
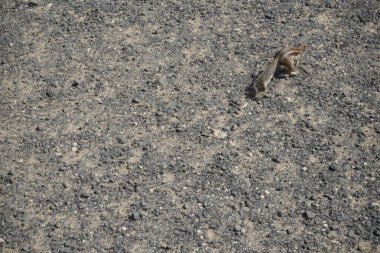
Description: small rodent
xmin=256 ymin=44 xmax=308 ymax=92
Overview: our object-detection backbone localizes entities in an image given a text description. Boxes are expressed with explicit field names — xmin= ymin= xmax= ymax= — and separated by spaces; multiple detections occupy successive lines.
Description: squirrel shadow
xmin=245 ymin=77 xmax=257 ymax=100
xmin=245 ymin=68 xmax=289 ymax=100
xmin=273 ymin=67 xmax=290 ymax=79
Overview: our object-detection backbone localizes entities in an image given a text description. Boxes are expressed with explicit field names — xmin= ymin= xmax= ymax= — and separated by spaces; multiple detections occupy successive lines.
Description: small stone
xmin=286 ymin=228 xmax=294 ymax=234
xmin=158 ymin=76 xmax=168 ymax=86
xmin=271 ymin=157 xmax=280 ymax=163
xmin=305 ymin=122 xmax=316 ymax=131
xmin=183 ymin=203 xmax=191 ymax=210
xmin=212 ymin=129 xmax=228 ymax=139
xmin=357 ymin=241 xmax=368 ymax=251
xmin=329 ymin=164 xmax=337 ymax=171
xmin=45 ymin=91 xmax=55 ymax=97
xmin=59 ymin=247 xmax=72 ymax=253
xmin=176 ymin=125 xmax=186 ymax=132
xmin=121 ymin=226 xmax=127 ymax=231
xmin=159 ymin=241 xmax=170 ymax=249
xmin=130 ymin=212 xmax=140 ymax=221
xmin=301 ymin=65 xmax=313 ymax=74
xmin=326 ymin=0 xmax=336 ymax=8
xmin=116 ymin=137 xmax=126 ymax=144
xmin=132 ymin=98 xmax=140 ymax=103
xmin=27 ymin=1 xmax=39 ymax=7
xmin=265 ymin=14 xmax=274 ymax=20
xmin=223 ymin=126 xmax=231 ymax=132
xmin=348 ymin=229 xmax=356 ymax=238
xmin=305 ymin=210 xmax=316 ymax=219
xmin=80 ymin=192 xmax=90 ymax=198
xmin=71 ymin=81 xmax=79 ymax=87
xmin=231 ymin=124 xmax=238 ymax=131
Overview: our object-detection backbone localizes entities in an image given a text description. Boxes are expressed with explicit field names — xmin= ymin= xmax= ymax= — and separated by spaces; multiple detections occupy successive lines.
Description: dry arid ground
xmin=0 ymin=0 xmax=379 ymax=252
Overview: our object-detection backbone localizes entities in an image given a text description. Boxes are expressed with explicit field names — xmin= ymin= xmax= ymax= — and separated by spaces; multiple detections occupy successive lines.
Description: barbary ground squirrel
xmin=256 ymin=44 xmax=308 ymax=92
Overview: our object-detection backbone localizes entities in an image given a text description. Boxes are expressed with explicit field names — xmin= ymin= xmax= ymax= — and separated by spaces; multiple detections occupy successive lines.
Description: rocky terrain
xmin=0 ymin=0 xmax=379 ymax=252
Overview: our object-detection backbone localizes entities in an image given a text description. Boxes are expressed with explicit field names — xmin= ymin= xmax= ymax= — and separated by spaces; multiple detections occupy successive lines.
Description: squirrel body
xmin=256 ymin=44 xmax=308 ymax=92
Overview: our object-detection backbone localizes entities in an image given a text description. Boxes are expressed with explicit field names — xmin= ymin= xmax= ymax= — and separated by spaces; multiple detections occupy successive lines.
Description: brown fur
xmin=256 ymin=44 xmax=308 ymax=92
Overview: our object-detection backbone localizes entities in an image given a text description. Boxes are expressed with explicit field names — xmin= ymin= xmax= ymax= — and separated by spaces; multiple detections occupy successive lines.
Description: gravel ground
xmin=1 ymin=0 xmax=379 ymax=252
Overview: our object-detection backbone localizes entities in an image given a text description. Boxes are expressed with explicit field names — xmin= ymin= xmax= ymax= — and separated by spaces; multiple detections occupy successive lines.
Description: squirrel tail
xmin=255 ymin=56 xmax=279 ymax=92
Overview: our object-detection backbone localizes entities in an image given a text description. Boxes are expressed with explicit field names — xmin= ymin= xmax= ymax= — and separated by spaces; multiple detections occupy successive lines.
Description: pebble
xmin=212 ymin=129 xmax=228 ymax=139
xmin=71 ymin=81 xmax=79 ymax=87
xmin=329 ymin=164 xmax=337 ymax=171
xmin=357 ymin=241 xmax=368 ymax=251
xmin=130 ymin=212 xmax=140 ymax=221
xmin=234 ymin=225 xmax=245 ymax=234
xmin=80 ymin=192 xmax=90 ymax=198
xmin=286 ymin=228 xmax=294 ymax=234
xmin=116 ymin=137 xmax=126 ymax=144
xmin=271 ymin=157 xmax=280 ymax=163
xmin=72 ymin=144 xmax=78 ymax=152
xmin=176 ymin=125 xmax=186 ymax=132
xmin=265 ymin=14 xmax=274 ymax=19
xmin=159 ymin=241 xmax=170 ymax=249
xmin=27 ymin=1 xmax=39 ymax=7
xmin=231 ymin=124 xmax=238 ymax=131
xmin=59 ymin=247 xmax=72 ymax=253
xmin=348 ymin=229 xmax=356 ymax=238
xmin=234 ymin=225 xmax=242 ymax=232
xmin=305 ymin=210 xmax=316 ymax=219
